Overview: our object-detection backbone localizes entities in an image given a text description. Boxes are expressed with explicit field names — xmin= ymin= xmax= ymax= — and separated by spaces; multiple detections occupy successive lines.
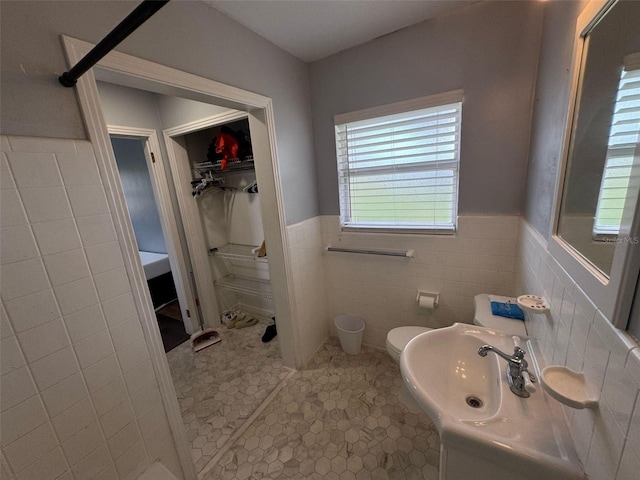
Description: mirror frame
xmin=550 ymin=0 xmax=640 ymax=330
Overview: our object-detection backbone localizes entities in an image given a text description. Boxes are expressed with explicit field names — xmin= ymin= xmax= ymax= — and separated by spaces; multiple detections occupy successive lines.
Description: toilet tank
xmin=473 ymin=294 xmax=527 ymax=337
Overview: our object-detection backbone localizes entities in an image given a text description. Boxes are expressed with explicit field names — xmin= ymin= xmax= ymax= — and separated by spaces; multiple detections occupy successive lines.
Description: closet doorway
xmin=163 ymin=113 xmax=277 ymax=334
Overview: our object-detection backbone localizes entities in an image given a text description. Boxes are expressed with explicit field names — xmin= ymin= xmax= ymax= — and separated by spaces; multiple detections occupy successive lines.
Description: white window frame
xmin=593 ymin=52 xmax=640 ymax=239
xmin=334 ymin=90 xmax=463 ymax=235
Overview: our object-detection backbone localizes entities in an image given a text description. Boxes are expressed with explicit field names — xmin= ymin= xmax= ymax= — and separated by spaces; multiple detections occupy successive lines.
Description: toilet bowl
xmin=386 ymin=326 xmax=432 ymax=412
xmin=386 ymin=326 xmax=432 ymax=364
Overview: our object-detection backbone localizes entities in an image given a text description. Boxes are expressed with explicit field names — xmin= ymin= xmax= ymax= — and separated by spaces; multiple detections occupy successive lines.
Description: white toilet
xmin=386 ymin=325 xmax=433 ymax=364
xmin=386 ymin=293 xmax=527 ymax=363
xmin=472 ymin=293 xmax=527 ymax=337
xmin=386 ymin=293 xmax=527 ymax=408
xmin=386 ymin=325 xmax=432 ymax=412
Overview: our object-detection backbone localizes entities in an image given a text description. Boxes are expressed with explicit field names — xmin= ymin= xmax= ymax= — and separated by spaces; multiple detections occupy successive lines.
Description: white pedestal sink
xmin=400 ymin=323 xmax=585 ymax=480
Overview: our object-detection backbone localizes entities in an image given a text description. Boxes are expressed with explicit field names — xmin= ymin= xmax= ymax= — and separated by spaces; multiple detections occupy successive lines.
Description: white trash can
xmin=334 ymin=314 xmax=365 ymax=355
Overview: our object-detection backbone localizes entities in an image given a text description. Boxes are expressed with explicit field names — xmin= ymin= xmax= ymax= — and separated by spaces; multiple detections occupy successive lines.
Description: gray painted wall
xmin=309 ymin=0 xmax=544 ymax=216
xmin=156 ymin=96 xmax=231 ymax=130
xmin=523 ymin=0 xmax=588 ymax=239
xmin=111 ymin=137 xmax=167 ymax=254
xmin=0 ymin=0 xmax=318 ymax=225
xmin=97 ymin=81 xmax=183 ymax=257
xmin=97 ymin=82 xmax=165 ymax=136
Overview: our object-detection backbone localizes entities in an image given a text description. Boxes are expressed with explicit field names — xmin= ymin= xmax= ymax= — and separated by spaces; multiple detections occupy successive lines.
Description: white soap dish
xmin=517 ymin=295 xmax=550 ymax=314
xmin=540 ymin=366 xmax=599 ymax=409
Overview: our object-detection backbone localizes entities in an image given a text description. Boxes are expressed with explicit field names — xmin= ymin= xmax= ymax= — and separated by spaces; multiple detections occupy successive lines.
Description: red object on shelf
xmin=215 ymin=132 xmax=239 ymax=170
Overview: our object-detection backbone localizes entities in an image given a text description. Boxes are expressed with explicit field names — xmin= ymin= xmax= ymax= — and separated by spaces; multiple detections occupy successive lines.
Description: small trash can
xmin=334 ymin=314 xmax=365 ymax=355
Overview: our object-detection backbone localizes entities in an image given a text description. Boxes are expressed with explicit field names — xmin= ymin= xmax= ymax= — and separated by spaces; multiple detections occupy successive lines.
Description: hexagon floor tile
xmin=200 ymin=338 xmax=440 ymax=480
xmin=167 ymin=317 xmax=289 ymax=472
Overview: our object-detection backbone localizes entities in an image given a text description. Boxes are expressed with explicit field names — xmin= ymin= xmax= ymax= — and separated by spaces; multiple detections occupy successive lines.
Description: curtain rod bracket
xmin=59 ymin=0 xmax=170 ymax=88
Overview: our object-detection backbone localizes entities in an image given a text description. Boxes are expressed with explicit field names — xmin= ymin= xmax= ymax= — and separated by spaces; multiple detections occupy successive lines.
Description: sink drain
xmin=466 ymin=396 xmax=483 ymax=408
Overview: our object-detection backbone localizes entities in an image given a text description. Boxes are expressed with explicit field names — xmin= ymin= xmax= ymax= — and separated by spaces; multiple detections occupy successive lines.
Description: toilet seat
xmin=386 ymin=326 xmax=432 ymax=360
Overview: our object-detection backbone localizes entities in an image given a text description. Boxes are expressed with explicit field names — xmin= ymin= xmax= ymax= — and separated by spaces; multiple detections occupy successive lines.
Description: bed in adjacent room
xmin=138 ymin=251 xmax=176 ymax=309
xmin=139 ymin=251 xmax=171 ymax=281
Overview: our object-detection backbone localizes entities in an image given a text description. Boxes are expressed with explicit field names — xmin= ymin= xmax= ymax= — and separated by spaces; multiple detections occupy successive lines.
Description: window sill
xmin=340 ymin=225 xmax=456 ymax=236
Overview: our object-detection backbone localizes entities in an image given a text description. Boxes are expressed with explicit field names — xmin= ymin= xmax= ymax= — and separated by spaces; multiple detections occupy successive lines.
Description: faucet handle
xmin=513 ymin=346 xmax=526 ymax=360
xmin=523 ymin=370 xmax=537 ymax=393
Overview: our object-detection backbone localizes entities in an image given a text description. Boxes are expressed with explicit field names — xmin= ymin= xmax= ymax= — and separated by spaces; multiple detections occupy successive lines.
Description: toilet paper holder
xmin=416 ymin=290 xmax=439 ymax=309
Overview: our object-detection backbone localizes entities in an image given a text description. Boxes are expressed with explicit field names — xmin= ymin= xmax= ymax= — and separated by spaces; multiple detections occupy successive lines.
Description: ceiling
xmin=203 ymin=0 xmax=477 ymax=63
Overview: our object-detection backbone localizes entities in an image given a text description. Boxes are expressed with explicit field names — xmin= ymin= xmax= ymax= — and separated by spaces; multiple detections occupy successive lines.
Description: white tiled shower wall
xmin=0 ymin=136 xmax=181 ymax=480
xmin=320 ymin=215 xmax=519 ymax=348
xmin=286 ymin=216 xmax=329 ymax=363
xmin=518 ymin=220 xmax=640 ymax=480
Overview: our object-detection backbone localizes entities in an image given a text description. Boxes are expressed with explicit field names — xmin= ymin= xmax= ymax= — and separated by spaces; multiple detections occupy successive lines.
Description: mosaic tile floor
xmin=201 ymin=338 xmax=440 ymax=480
xmin=166 ymin=317 xmax=289 ymax=473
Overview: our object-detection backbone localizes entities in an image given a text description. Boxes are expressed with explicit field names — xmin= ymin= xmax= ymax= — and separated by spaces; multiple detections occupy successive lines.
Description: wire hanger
xmin=243 ymin=181 xmax=258 ymax=193
xmin=192 ymin=172 xmax=235 ymax=198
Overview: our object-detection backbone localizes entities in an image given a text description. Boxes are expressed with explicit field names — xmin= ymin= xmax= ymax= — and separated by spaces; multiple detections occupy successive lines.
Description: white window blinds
xmin=334 ymin=91 xmax=462 ymax=233
xmin=594 ymin=62 xmax=640 ymax=236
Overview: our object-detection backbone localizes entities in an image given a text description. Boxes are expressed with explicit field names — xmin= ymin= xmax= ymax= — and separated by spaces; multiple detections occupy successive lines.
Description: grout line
xmin=197 ymin=368 xmax=296 ymax=479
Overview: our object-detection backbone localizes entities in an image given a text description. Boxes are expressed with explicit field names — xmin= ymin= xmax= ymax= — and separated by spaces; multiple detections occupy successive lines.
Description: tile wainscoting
xmin=518 ymin=220 xmax=640 ymax=480
xmin=287 ymin=216 xmax=329 ymax=365
xmin=319 ymin=215 xmax=519 ymax=349
xmin=0 ymin=136 xmax=182 ymax=480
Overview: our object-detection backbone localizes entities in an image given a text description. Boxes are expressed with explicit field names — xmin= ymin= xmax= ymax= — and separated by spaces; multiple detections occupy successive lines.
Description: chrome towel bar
xmin=326 ymin=245 xmax=414 ymax=257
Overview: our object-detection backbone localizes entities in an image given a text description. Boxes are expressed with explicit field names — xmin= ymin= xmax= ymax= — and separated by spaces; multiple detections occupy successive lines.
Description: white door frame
xmin=61 ymin=35 xmax=301 ymax=480
xmin=107 ymin=126 xmax=198 ymax=335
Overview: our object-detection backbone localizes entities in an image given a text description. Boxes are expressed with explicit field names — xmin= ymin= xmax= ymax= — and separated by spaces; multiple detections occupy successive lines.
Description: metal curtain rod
xmin=59 ymin=0 xmax=170 ymax=87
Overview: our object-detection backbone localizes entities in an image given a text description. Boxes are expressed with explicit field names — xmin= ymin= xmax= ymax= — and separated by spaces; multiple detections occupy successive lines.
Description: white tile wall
xmin=20 ymin=187 xmax=74 ymax=223
xmin=1 ymin=189 xmax=29 ymax=227
xmin=4 ymin=289 xmax=61 ymax=333
xmin=0 ymin=366 xmax=37 ymax=412
xmin=287 ymin=216 xmax=329 ymax=364
xmin=319 ymin=215 xmax=519 ymax=348
xmin=518 ymin=219 xmax=640 ymax=480
xmin=0 ymin=135 xmax=183 ymax=480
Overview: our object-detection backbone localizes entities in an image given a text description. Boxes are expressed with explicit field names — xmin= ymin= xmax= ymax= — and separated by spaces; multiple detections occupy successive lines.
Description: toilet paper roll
xmin=418 ymin=296 xmax=435 ymax=310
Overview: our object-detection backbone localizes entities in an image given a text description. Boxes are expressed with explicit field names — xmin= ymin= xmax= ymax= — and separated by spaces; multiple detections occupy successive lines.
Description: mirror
xmin=557 ymin=0 xmax=640 ymax=277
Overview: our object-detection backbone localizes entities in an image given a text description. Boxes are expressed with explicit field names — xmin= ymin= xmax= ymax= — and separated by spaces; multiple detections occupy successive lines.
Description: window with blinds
xmin=334 ymin=91 xmax=462 ymax=233
xmin=593 ymin=62 xmax=640 ymax=237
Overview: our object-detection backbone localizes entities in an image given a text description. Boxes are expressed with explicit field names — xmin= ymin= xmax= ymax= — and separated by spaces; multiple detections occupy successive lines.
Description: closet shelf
xmin=214 ymin=274 xmax=273 ymax=299
xmin=209 ymin=243 xmax=268 ymax=263
xmin=194 ymin=159 xmax=255 ymax=175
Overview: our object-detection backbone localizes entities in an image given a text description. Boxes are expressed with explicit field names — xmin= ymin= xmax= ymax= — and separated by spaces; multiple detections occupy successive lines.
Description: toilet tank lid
xmin=387 ymin=326 xmax=432 ymax=352
xmin=473 ymin=294 xmax=527 ymax=337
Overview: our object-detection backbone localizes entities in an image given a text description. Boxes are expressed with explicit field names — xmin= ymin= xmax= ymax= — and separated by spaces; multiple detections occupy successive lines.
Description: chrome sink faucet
xmin=478 ymin=345 xmax=537 ymax=398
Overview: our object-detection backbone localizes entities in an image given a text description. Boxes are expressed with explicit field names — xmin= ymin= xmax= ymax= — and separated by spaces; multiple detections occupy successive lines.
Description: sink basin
xmin=402 ymin=327 xmax=503 ymax=423
xmin=400 ymin=323 xmax=584 ymax=480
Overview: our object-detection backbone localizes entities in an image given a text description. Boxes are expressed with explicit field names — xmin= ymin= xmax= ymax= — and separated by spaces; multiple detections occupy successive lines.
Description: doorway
xmin=63 ymin=35 xmax=300 ymax=479
xmin=109 ymin=134 xmax=190 ymax=352
xmin=99 ymin=83 xmax=288 ymax=474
